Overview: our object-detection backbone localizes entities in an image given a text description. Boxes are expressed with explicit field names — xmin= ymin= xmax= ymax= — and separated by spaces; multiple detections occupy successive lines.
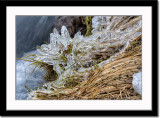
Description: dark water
xmin=16 ymin=16 xmax=55 ymax=58
xmin=16 ymin=16 xmax=55 ymax=100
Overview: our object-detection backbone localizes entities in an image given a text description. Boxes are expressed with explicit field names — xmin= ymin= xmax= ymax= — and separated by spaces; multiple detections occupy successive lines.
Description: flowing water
xmin=16 ymin=16 xmax=55 ymax=100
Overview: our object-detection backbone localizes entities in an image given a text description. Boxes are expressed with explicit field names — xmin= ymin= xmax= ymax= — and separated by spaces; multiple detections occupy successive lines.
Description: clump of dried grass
xmin=33 ymin=37 xmax=142 ymax=100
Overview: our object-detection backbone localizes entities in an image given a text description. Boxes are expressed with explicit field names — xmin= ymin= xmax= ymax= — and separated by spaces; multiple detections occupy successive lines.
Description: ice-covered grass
xmin=17 ymin=16 xmax=142 ymax=99
xmin=33 ymin=16 xmax=142 ymax=90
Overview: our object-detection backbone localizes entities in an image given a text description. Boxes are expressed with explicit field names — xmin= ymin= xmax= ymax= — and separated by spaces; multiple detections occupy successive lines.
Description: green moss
xmin=85 ymin=16 xmax=93 ymax=36
xmin=63 ymin=44 xmax=73 ymax=55
xmin=43 ymin=65 xmax=58 ymax=81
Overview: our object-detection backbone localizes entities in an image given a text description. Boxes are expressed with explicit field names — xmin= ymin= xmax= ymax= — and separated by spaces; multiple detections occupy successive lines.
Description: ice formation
xmin=32 ymin=16 xmax=142 ymax=92
xmin=132 ymin=71 xmax=142 ymax=95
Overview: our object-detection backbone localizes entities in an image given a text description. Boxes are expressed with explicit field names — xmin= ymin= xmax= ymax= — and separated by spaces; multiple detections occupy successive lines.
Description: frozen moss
xmin=85 ymin=16 xmax=93 ymax=36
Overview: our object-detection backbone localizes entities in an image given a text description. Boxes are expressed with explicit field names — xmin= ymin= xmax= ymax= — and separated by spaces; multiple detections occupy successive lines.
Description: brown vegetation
xmin=34 ymin=36 xmax=142 ymax=100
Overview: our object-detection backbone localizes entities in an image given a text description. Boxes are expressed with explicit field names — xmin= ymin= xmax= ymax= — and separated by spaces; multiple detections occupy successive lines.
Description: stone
xmin=51 ymin=16 xmax=86 ymax=38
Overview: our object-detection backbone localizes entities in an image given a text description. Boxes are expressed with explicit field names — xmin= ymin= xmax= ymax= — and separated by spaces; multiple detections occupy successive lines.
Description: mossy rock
xmin=85 ymin=16 xmax=93 ymax=36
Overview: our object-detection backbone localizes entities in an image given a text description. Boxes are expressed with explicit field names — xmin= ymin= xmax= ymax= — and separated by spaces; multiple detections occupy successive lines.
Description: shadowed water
xmin=16 ymin=16 xmax=55 ymax=100
xmin=16 ymin=16 xmax=55 ymax=58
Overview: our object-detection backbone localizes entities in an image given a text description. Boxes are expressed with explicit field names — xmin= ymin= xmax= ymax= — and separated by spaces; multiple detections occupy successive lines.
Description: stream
xmin=16 ymin=16 xmax=55 ymax=100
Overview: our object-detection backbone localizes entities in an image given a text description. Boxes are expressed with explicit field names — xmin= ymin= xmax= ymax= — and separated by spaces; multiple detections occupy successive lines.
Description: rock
xmin=132 ymin=71 xmax=142 ymax=95
xmin=51 ymin=16 xmax=86 ymax=38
